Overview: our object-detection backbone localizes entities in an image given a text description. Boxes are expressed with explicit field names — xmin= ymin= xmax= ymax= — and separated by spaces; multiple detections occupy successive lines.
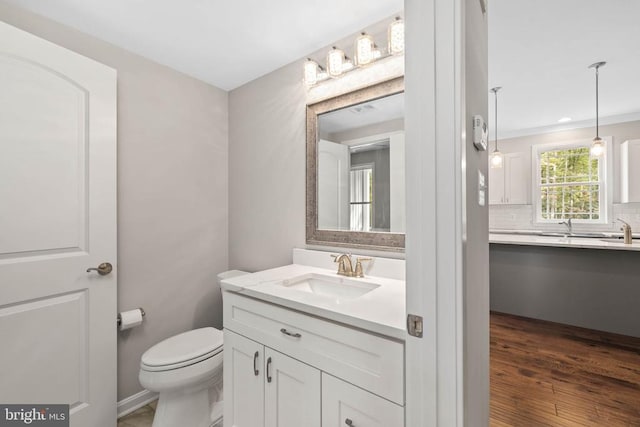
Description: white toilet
xmin=139 ymin=270 xmax=247 ymax=427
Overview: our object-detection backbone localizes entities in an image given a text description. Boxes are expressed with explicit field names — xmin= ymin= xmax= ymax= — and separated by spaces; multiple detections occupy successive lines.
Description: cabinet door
xmin=322 ymin=374 xmax=404 ymax=427
xmin=224 ymin=330 xmax=264 ymax=427
xmin=504 ymin=152 xmax=529 ymax=204
xmin=621 ymin=139 xmax=640 ymax=203
xmin=488 ymin=165 xmax=505 ymax=205
xmin=265 ymin=348 xmax=321 ymax=427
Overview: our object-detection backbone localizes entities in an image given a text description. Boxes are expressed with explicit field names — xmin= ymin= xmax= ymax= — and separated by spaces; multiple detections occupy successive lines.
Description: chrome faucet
xmin=617 ymin=218 xmax=633 ymax=244
xmin=559 ymin=218 xmax=573 ymax=235
xmin=331 ymin=254 xmax=371 ymax=278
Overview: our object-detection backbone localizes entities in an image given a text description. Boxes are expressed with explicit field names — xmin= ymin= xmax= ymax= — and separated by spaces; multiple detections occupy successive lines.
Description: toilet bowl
xmin=138 ymin=270 xmax=248 ymax=427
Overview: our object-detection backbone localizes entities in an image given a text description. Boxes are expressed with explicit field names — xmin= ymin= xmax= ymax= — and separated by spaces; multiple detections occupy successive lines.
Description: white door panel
xmin=223 ymin=330 xmax=264 ymax=427
xmin=318 ymin=139 xmax=349 ymax=230
xmin=0 ymin=53 xmax=87 ymax=255
xmin=265 ymin=348 xmax=320 ymax=427
xmin=0 ymin=21 xmax=116 ymax=427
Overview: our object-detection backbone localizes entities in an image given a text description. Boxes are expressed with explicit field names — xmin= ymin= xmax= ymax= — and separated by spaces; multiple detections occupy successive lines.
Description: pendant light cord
xmin=595 ymin=65 xmax=599 ymax=138
xmin=494 ymin=89 xmax=498 ymax=151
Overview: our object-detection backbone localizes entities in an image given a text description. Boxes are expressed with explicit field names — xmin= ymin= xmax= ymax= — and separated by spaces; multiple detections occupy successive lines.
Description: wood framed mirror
xmin=306 ymin=77 xmax=405 ymax=251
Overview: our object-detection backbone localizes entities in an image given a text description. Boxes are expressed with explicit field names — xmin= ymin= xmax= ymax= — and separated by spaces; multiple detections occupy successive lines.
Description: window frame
xmin=531 ymin=137 xmax=613 ymax=225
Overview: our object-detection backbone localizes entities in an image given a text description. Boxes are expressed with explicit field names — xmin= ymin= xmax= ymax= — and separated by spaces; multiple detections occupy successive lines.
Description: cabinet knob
xmin=345 ymin=419 xmax=354 ymax=426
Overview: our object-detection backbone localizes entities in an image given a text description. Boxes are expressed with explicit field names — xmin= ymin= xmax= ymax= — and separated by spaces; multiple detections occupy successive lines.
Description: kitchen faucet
xmin=559 ymin=218 xmax=572 ymax=235
xmin=617 ymin=218 xmax=633 ymax=244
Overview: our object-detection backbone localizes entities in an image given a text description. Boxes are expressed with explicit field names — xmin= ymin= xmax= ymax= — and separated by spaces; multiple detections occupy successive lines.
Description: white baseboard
xmin=117 ymin=389 xmax=159 ymax=419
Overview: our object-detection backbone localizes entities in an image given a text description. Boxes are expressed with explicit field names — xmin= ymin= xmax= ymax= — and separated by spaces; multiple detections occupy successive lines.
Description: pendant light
xmin=490 ymin=86 xmax=504 ymax=169
xmin=589 ymin=61 xmax=606 ymax=157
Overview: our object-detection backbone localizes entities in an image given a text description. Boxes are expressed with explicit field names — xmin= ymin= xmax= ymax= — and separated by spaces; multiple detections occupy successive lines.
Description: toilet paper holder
xmin=117 ymin=308 xmax=146 ymax=327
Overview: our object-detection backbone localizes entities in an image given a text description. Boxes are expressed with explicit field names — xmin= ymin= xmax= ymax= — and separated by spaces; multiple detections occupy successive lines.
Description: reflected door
xmin=0 ymin=22 xmax=117 ymax=426
xmin=318 ymin=139 xmax=349 ymax=230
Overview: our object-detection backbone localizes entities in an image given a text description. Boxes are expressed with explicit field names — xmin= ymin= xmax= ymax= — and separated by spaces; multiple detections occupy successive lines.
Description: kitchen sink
xmin=600 ymin=238 xmax=639 ymax=244
xmin=540 ymin=232 xmax=609 ymax=238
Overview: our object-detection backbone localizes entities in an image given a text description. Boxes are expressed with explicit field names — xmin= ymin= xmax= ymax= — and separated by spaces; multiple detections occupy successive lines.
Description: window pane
xmin=540 ymin=184 xmax=600 ymax=220
xmin=540 ymin=147 xmax=598 ymax=184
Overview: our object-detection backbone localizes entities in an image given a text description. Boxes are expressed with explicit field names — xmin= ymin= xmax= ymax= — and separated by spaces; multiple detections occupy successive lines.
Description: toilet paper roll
xmin=119 ymin=308 xmax=144 ymax=331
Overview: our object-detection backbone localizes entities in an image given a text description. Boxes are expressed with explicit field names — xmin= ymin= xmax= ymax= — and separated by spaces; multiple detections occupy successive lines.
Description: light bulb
xmin=490 ymin=151 xmax=504 ymax=168
xmin=303 ymin=59 xmax=318 ymax=86
xmin=591 ymin=137 xmax=605 ymax=157
xmin=388 ymin=17 xmax=405 ymax=55
xmin=327 ymin=47 xmax=345 ymax=77
xmin=355 ymin=33 xmax=375 ymax=66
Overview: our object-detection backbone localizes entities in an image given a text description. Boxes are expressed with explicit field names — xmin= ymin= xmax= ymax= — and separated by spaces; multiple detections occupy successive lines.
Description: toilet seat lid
xmin=141 ymin=327 xmax=223 ymax=368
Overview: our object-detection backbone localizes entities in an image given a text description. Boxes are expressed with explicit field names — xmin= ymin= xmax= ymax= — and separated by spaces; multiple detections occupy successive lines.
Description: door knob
xmin=86 ymin=262 xmax=113 ymax=276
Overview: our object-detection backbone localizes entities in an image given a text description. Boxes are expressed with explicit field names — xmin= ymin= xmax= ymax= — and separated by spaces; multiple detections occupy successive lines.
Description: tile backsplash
xmin=490 ymin=203 xmax=640 ymax=233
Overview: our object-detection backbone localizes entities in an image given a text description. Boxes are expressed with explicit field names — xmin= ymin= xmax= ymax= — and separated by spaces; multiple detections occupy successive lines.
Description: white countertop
xmin=490 ymin=233 xmax=640 ymax=251
xmin=221 ymin=263 xmax=406 ymax=340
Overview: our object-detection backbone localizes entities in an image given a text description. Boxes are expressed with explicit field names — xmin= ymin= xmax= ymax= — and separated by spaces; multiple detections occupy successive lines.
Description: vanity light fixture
xmin=558 ymin=117 xmax=572 ymax=123
xmin=303 ymin=16 xmax=404 ymax=87
xmin=327 ymin=46 xmax=346 ymax=77
xmin=355 ymin=32 xmax=375 ymax=66
xmin=490 ymin=86 xmax=504 ymax=169
xmin=388 ymin=17 xmax=405 ymax=55
xmin=304 ymin=59 xmax=319 ymax=86
xmin=589 ymin=61 xmax=606 ymax=157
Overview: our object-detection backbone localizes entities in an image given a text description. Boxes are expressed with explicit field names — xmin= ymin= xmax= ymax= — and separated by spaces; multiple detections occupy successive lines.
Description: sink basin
xmin=600 ymin=238 xmax=638 ymax=244
xmin=569 ymin=232 xmax=608 ymax=238
xmin=540 ymin=232 xmax=608 ymax=238
xmin=278 ymin=273 xmax=380 ymax=300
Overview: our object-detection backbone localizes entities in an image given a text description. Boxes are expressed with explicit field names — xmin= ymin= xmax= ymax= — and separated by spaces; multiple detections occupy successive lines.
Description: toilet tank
xmin=217 ymin=270 xmax=248 ymax=285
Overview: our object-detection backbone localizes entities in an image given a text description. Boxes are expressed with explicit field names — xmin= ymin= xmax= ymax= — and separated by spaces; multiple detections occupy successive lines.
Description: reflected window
xmin=350 ymin=166 xmax=373 ymax=231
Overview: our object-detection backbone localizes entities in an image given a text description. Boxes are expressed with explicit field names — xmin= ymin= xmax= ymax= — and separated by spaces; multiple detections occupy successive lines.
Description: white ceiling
xmin=489 ymin=0 xmax=640 ymax=137
xmin=5 ymin=0 xmax=402 ymax=91
xmin=320 ymin=92 xmax=404 ymax=134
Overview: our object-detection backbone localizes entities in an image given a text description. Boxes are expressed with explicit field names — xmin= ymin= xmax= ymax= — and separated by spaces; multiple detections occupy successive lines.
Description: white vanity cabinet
xmin=322 ymin=374 xmax=404 ymax=427
xmin=223 ymin=291 xmax=405 ymax=427
xmin=621 ymin=139 xmax=640 ymax=203
xmin=489 ymin=152 xmax=529 ymax=205
xmin=224 ymin=329 xmax=321 ymax=427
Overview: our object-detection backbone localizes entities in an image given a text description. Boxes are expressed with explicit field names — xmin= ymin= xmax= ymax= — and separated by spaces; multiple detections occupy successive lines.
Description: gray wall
xmin=495 ymin=120 xmax=640 ymax=204
xmin=0 ymin=2 xmax=230 ymax=401
xmin=463 ymin=0 xmax=490 ymax=423
xmin=228 ymin=61 xmax=307 ymax=271
xmin=491 ymin=244 xmax=640 ymax=337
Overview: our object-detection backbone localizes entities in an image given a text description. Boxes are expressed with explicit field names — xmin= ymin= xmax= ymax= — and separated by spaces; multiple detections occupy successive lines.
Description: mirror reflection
xmin=317 ymin=92 xmax=405 ymax=233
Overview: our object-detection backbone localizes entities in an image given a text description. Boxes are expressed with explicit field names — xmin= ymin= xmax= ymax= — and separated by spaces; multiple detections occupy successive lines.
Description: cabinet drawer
xmin=322 ymin=373 xmax=404 ymax=427
xmin=223 ymin=292 xmax=404 ymax=405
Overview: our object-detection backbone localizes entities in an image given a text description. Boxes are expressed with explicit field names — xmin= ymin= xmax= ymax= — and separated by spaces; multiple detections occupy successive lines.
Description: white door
xmin=223 ymin=330 xmax=265 ymax=427
xmin=321 ymin=374 xmax=404 ymax=427
xmin=264 ymin=348 xmax=320 ymax=427
xmin=318 ymin=139 xmax=350 ymax=230
xmin=0 ymin=22 xmax=117 ymax=426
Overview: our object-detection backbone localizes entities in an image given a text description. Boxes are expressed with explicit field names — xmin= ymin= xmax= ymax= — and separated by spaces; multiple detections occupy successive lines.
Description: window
xmin=533 ymin=139 xmax=610 ymax=224
xmin=350 ymin=166 xmax=373 ymax=231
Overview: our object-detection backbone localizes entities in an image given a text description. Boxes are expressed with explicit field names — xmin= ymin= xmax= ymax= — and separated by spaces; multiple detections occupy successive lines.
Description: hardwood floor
xmin=491 ymin=312 xmax=640 ymax=426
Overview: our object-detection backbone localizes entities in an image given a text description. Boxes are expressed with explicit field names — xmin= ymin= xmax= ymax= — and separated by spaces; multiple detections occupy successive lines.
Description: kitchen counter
xmin=490 ymin=232 xmax=640 ymax=251
xmin=221 ymin=263 xmax=406 ymax=340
